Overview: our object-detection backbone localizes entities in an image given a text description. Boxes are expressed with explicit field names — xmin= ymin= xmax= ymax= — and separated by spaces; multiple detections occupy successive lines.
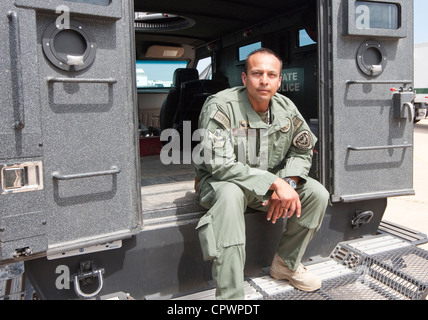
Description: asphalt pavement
xmin=383 ymin=118 xmax=428 ymax=250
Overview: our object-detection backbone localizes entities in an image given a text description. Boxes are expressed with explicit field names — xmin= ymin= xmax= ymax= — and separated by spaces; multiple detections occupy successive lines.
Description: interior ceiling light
xmin=134 ymin=12 xmax=195 ymax=32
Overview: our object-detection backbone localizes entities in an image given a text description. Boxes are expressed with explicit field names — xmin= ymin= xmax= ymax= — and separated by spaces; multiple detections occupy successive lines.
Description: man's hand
xmin=263 ymin=178 xmax=301 ymax=224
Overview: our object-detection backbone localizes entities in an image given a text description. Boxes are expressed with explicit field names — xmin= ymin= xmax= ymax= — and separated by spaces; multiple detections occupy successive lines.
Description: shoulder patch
xmin=280 ymin=118 xmax=291 ymax=133
xmin=293 ymin=130 xmax=313 ymax=150
xmin=213 ymin=111 xmax=230 ymax=130
xmin=292 ymin=116 xmax=303 ymax=134
xmin=209 ymin=129 xmax=226 ymax=149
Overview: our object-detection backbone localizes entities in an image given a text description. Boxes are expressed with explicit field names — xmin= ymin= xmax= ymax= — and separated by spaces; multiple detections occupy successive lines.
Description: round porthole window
xmin=357 ymin=41 xmax=387 ymax=77
xmin=42 ymin=20 xmax=97 ymax=71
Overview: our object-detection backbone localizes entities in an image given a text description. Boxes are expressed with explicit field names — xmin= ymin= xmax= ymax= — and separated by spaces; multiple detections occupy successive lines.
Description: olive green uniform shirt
xmin=194 ymin=86 xmax=316 ymax=200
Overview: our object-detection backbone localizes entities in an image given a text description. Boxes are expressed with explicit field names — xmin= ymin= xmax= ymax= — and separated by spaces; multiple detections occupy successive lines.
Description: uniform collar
xmin=240 ymin=89 xmax=290 ymax=132
xmin=269 ymin=95 xmax=292 ymax=130
xmin=240 ymin=89 xmax=270 ymax=129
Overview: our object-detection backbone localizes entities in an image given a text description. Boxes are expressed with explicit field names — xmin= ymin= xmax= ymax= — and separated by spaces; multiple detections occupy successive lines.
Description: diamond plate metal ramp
xmin=171 ymin=235 xmax=428 ymax=300
xmin=263 ymin=235 xmax=428 ymax=300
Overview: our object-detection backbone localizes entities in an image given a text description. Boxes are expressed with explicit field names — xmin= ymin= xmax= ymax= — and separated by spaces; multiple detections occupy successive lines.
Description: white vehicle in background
xmin=414 ymin=92 xmax=428 ymax=123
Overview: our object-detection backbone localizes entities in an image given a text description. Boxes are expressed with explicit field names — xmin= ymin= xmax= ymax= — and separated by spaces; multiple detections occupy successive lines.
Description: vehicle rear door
xmin=328 ymin=0 xmax=414 ymax=202
xmin=0 ymin=0 xmax=141 ymax=260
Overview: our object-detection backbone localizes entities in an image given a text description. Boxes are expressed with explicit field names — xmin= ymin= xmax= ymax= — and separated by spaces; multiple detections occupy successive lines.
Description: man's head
xmin=241 ymin=48 xmax=283 ymax=112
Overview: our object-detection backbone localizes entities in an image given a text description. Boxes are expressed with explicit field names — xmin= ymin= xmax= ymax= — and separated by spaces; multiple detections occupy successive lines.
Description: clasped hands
xmin=263 ymin=177 xmax=301 ymax=224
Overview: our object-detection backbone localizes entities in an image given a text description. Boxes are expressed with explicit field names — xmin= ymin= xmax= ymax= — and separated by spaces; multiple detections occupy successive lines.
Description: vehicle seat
xmin=159 ymin=68 xmax=199 ymax=131
xmin=174 ymin=79 xmax=229 ymax=148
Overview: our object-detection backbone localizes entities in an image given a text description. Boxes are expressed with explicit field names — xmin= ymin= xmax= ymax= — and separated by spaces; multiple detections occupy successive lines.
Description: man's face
xmin=241 ymin=52 xmax=282 ymax=111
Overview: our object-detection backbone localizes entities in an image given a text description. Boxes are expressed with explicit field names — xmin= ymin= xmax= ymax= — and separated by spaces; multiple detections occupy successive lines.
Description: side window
xmin=298 ymin=29 xmax=317 ymax=47
xmin=136 ymin=60 xmax=188 ymax=88
xmin=355 ymin=1 xmax=399 ymax=30
xmin=238 ymin=41 xmax=262 ymax=61
xmin=196 ymin=57 xmax=212 ymax=79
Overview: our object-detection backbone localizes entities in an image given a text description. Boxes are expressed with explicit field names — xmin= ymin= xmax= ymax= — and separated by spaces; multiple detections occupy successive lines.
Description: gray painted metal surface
xmin=0 ymin=0 xmax=141 ymax=261
xmin=329 ymin=0 xmax=415 ymax=202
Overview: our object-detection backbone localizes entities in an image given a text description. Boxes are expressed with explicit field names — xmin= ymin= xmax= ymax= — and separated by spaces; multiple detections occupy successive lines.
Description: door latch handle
xmin=393 ymin=91 xmax=415 ymax=121
xmin=52 ymin=166 xmax=120 ymax=180
xmin=402 ymin=102 xmax=414 ymax=122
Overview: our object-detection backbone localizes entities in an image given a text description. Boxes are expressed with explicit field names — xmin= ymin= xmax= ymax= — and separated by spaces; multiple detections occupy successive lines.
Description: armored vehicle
xmin=1 ymin=0 xmax=427 ymax=300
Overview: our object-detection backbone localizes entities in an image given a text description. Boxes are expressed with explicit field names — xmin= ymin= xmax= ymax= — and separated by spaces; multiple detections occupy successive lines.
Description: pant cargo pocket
xmin=196 ymin=214 xmax=218 ymax=260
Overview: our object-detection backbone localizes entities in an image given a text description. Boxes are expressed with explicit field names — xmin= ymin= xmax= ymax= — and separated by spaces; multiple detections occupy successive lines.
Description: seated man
xmin=194 ymin=48 xmax=329 ymax=299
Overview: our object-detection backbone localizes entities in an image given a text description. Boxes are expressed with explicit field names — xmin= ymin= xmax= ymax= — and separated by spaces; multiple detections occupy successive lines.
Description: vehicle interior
xmin=134 ymin=0 xmax=321 ymax=222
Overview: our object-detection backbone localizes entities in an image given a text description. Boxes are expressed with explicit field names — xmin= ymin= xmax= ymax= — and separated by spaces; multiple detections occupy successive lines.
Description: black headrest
xmin=172 ymin=68 xmax=199 ymax=88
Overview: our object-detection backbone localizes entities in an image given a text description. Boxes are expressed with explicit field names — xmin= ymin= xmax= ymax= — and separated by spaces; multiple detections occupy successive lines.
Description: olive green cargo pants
xmin=196 ymin=177 xmax=329 ymax=300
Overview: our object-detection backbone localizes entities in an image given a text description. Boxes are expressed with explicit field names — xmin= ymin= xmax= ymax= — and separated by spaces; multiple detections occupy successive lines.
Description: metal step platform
xmin=174 ymin=235 xmax=428 ymax=300
xmin=378 ymin=220 xmax=428 ymax=246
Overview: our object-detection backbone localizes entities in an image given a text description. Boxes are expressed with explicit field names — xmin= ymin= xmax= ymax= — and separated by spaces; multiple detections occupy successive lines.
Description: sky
xmin=414 ymin=0 xmax=428 ymax=44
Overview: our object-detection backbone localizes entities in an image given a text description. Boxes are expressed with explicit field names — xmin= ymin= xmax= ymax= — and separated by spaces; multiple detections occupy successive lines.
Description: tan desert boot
xmin=270 ymin=253 xmax=322 ymax=292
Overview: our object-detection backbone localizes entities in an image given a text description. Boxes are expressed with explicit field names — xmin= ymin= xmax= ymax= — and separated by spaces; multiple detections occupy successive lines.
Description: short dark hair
xmin=244 ymin=48 xmax=283 ymax=74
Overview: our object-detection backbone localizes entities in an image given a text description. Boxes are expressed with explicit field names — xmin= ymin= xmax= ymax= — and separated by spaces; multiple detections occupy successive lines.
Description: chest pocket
xmin=232 ymin=128 xmax=261 ymax=167
xmin=267 ymin=128 xmax=292 ymax=171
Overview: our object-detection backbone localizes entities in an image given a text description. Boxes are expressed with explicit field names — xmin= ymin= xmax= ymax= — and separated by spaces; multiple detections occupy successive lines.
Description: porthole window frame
xmin=42 ymin=20 xmax=97 ymax=72
xmin=356 ymin=40 xmax=388 ymax=77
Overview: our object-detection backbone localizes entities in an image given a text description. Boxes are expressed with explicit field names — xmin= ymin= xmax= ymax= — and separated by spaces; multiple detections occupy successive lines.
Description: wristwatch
xmin=284 ymin=178 xmax=297 ymax=189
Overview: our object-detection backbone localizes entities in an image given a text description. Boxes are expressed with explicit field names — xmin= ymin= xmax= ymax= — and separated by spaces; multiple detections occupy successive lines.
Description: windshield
xmin=136 ymin=60 xmax=188 ymax=88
